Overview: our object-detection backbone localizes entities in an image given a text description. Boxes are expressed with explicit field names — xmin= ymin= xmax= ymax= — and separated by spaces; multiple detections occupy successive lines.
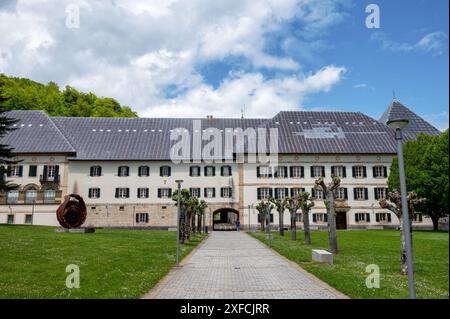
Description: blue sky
xmin=0 ymin=0 xmax=448 ymax=129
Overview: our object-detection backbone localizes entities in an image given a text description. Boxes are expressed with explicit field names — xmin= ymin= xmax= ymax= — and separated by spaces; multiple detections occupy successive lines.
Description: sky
xmin=0 ymin=0 xmax=448 ymax=130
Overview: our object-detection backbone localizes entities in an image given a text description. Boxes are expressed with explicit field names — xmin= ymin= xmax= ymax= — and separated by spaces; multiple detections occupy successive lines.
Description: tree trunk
xmin=260 ymin=215 xmax=265 ymax=231
xmin=279 ymin=210 xmax=284 ymax=236
xmin=327 ymin=191 xmax=338 ymax=254
xmin=191 ymin=213 xmax=196 ymax=235
xmin=303 ymin=209 xmax=311 ymax=245
xmin=290 ymin=213 xmax=297 ymax=240
xmin=185 ymin=213 xmax=191 ymax=242
xmin=430 ymin=215 xmax=440 ymax=231
xmin=197 ymin=214 xmax=202 ymax=233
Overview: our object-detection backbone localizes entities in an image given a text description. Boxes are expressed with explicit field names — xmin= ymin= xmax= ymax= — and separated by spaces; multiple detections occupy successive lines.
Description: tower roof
xmin=379 ymin=100 xmax=440 ymax=139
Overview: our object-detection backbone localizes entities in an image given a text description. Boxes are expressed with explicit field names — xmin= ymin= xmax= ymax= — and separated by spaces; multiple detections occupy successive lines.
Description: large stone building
xmin=0 ymin=100 xmax=440 ymax=230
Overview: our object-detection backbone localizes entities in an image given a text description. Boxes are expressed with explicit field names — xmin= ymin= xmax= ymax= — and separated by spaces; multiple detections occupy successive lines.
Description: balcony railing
xmin=0 ymin=190 xmax=62 ymax=205
xmin=39 ymin=174 xmax=61 ymax=183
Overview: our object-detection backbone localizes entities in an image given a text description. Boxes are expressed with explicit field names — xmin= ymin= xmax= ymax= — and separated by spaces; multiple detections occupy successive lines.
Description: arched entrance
xmin=213 ymin=208 xmax=239 ymax=231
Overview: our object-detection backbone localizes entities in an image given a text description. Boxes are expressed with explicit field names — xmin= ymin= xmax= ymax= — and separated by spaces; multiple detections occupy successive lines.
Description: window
xmin=374 ymin=187 xmax=388 ymax=200
xmin=311 ymin=188 xmax=324 ymax=200
xmin=25 ymin=190 xmax=37 ymax=203
xmin=204 ymin=166 xmax=215 ymax=176
xmin=313 ymin=213 xmax=328 ymax=223
xmin=412 ymin=214 xmax=423 ymax=222
xmin=290 ymin=166 xmax=304 ymax=178
xmin=257 ymin=166 xmax=272 ymax=178
xmin=376 ymin=213 xmax=392 ymax=223
xmin=8 ymin=165 xmax=23 ymax=177
xmin=118 ymin=166 xmax=129 ymax=177
xmin=190 ymin=188 xmax=201 ymax=197
xmin=88 ymin=188 xmax=101 ymax=199
xmin=158 ymin=188 xmax=172 ymax=198
xmin=90 ymin=166 xmax=102 ymax=177
xmin=290 ymin=187 xmax=305 ymax=197
xmin=335 ymin=187 xmax=348 ymax=200
xmin=331 ymin=166 xmax=346 ymax=178
xmin=373 ymin=166 xmax=387 ymax=178
xmin=190 ymin=166 xmax=201 ymax=177
xmin=25 ymin=214 xmax=33 ymax=224
xmin=257 ymin=188 xmax=272 ymax=200
xmin=354 ymin=187 xmax=368 ymax=200
xmin=137 ymin=187 xmax=149 ymax=198
xmin=310 ymin=166 xmax=325 ymax=178
xmin=119 ymin=206 xmax=125 ymax=211
xmin=221 ymin=187 xmax=232 ymax=198
xmin=274 ymin=188 xmax=288 ymax=199
xmin=221 ymin=166 xmax=232 ymax=177
xmin=274 ymin=166 xmax=288 ymax=178
xmin=29 ymin=165 xmax=37 ymax=177
xmin=204 ymin=187 xmax=216 ymax=198
xmin=43 ymin=190 xmax=56 ymax=203
xmin=295 ymin=213 xmax=302 ymax=222
xmin=42 ymin=165 xmax=59 ymax=182
xmin=355 ymin=213 xmax=370 ymax=223
xmin=115 ymin=188 xmax=130 ymax=198
xmin=352 ymin=166 xmax=367 ymax=178
xmin=136 ymin=213 xmax=149 ymax=224
xmin=7 ymin=215 xmax=14 ymax=224
xmin=160 ymin=166 xmax=171 ymax=177
xmin=7 ymin=190 xmax=19 ymax=204
xmin=138 ymin=166 xmax=150 ymax=177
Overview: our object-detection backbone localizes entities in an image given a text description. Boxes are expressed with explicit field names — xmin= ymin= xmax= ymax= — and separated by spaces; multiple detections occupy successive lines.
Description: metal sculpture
xmin=56 ymin=194 xmax=87 ymax=228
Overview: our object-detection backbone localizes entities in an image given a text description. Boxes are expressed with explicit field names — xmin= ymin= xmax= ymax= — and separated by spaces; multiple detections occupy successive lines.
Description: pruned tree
xmin=379 ymin=189 xmax=425 ymax=275
xmin=172 ymin=188 xmax=191 ymax=243
xmin=255 ymin=200 xmax=273 ymax=231
xmin=196 ymin=199 xmax=207 ymax=233
xmin=285 ymin=195 xmax=302 ymax=240
xmin=269 ymin=197 xmax=287 ymax=236
xmin=297 ymin=192 xmax=315 ymax=245
xmin=315 ymin=176 xmax=341 ymax=254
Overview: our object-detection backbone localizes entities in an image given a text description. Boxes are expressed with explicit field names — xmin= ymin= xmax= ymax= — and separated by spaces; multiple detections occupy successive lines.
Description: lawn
xmin=250 ymin=229 xmax=449 ymax=299
xmin=0 ymin=225 xmax=205 ymax=299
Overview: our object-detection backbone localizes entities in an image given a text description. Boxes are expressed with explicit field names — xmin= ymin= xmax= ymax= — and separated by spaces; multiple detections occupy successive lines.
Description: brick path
xmin=143 ymin=231 xmax=346 ymax=299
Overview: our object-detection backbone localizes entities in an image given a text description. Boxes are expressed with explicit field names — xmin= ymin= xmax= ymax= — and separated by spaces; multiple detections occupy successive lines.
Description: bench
xmin=312 ymin=249 xmax=333 ymax=264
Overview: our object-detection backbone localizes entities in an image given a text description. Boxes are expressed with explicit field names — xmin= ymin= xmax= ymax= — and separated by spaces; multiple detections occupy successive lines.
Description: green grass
xmin=250 ymin=229 xmax=449 ymax=299
xmin=0 ymin=225 xmax=205 ymax=299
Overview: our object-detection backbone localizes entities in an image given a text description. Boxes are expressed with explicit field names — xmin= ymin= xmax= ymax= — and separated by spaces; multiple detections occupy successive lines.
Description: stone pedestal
xmin=312 ymin=249 xmax=333 ymax=264
xmin=55 ymin=227 xmax=95 ymax=233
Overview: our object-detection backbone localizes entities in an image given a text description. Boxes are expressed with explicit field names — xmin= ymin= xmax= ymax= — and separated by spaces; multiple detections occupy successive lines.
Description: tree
xmin=388 ymin=130 xmax=449 ymax=230
xmin=0 ymin=74 xmax=138 ymax=118
xmin=269 ymin=197 xmax=287 ymax=236
xmin=196 ymin=200 xmax=207 ymax=233
xmin=285 ymin=195 xmax=302 ymax=241
xmin=255 ymin=200 xmax=273 ymax=231
xmin=0 ymin=108 xmax=19 ymax=192
xmin=379 ymin=190 xmax=425 ymax=275
xmin=297 ymin=192 xmax=315 ymax=245
xmin=172 ymin=188 xmax=191 ymax=244
xmin=315 ymin=176 xmax=341 ymax=254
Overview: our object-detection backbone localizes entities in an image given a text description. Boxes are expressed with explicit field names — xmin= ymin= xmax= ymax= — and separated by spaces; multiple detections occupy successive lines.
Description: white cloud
xmin=0 ymin=0 xmax=349 ymax=117
xmin=372 ymin=31 xmax=448 ymax=55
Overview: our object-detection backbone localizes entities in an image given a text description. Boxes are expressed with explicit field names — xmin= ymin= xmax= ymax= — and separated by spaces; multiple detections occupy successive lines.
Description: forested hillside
xmin=0 ymin=74 xmax=137 ymax=117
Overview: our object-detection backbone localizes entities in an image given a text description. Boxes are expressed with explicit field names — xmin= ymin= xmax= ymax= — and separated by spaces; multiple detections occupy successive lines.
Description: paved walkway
xmin=144 ymin=231 xmax=345 ymax=299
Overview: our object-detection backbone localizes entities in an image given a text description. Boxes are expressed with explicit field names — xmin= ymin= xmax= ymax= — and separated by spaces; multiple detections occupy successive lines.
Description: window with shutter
xmin=29 ymin=165 xmax=37 ymax=177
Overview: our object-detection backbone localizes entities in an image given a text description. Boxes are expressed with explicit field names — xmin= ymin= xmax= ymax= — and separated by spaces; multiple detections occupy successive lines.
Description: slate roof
xmin=1 ymin=110 xmax=75 ymax=154
xmin=379 ymin=100 xmax=440 ymax=139
xmin=0 ymin=104 xmax=440 ymax=160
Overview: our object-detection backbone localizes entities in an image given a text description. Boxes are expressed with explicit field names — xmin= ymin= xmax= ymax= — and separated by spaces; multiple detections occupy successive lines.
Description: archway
xmin=212 ymin=208 xmax=239 ymax=231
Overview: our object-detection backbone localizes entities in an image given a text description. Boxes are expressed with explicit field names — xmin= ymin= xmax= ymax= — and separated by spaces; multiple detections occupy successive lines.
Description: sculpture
xmin=56 ymin=194 xmax=87 ymax=228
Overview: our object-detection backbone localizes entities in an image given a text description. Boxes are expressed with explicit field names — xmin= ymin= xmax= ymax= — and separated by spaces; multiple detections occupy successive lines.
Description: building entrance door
xmin=336 ymin=211 xmax=347 ymax=230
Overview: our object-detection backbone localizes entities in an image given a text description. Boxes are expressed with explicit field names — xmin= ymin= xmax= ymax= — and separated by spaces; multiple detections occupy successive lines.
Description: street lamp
xmin=387 ymin=118 xmax=415 ymax=299
xmin=175 ymin=180 xmax=183 ymax=267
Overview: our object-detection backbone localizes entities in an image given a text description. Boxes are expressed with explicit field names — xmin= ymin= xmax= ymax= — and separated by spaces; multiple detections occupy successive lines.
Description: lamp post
xmin=387 ymin=118 xmax=415 ymax=299
xmin=175 ymin=180 xmax=183 ymax=267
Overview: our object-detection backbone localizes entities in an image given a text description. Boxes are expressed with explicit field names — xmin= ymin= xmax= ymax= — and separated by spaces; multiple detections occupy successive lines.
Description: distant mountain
xmin=0 ymin=74 xmax=138 ymax=118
